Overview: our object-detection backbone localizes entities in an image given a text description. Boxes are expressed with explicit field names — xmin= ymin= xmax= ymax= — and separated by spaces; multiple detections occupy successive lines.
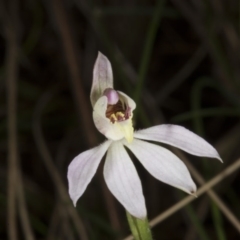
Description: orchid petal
xmin=104 ymin=141 xmax=146 ymax=219
xmin=118 ymin=91 xmax=136 ymax=111
xmin=91 ymin=52 xmax=113 ymax=107
xmin=124 ymin=139 xmax=196 ymax=195
xmin=68 ymin=140 xmax=112 ymax=206
xmin=93 ymin=95 xmax=108 ymax=119
xmin=93 ymin=96 xmax=124 ymax=140
xmin=134 ymin=125 xmax=222 ymax=161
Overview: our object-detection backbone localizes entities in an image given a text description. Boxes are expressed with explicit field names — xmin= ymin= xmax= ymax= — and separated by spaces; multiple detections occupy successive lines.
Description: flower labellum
xmin=67 ymin=52 xmax=222 ymax=219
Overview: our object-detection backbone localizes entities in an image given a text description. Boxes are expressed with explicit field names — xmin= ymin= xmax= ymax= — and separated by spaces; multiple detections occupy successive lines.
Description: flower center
xmin=103 ymin=88 xmax=131 ymax=124
xmin=106 ymin=100 xmax=131 ymax=123
xmin=103 ymin=88 xmax=134 ymax=142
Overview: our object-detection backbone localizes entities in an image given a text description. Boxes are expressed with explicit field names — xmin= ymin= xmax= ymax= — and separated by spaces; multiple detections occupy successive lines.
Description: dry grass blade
xmin=149 ymin=157 xmax=240 ymax=227
xmin=51 ymin=0 xmax=97 ymax=146
xmin=47 ymin=203 xmax=61 ymax=240
xmin=184 ymin=156 xmax=240 ymax=233
xmin=4 ymin=0 xmax=34 ymax=239
xmin=17 ymin=169 xmax=35 ymax=240
xmin=32 ymin=90 xmax=88 ymax=240
xmin=47 ymin=201 xmax=75 ymax=240
xmin=123 ymin=157 xmax=240 ymax=240
xmin=156 ymin=45 xmax=207 ymax=104
xmin=185 ymin=196 xmax=209 ymax=240
xmin=50 ymin=0 xmax=121 ymax=232
xmin=5 ymin=17 xmax=19 ymax=240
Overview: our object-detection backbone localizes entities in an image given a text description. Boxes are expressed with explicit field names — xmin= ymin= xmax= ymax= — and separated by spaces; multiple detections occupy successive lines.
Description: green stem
xmin=184 ymin=202 xmax=210 ymax=240
xmin=211 ymin=202 xmax=226 ymax=240
xmin=126 ymin=212 xmax=152 ymax=240
xmin=191 ymin=77 xmax=227 ymax=240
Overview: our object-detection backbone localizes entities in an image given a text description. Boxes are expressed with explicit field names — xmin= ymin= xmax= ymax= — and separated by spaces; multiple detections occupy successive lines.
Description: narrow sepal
xmin=90 ymin=52 xmax=113 ymax=107
xmin=67 ymin=140 xmax=112 ymax=206
xmin=134 ymin=125 xmax=222 ymax=162
xmin=104 ymin=141 xmax=147 ymax=219
xmin=124 ymin=139 xmax=197 ymax=195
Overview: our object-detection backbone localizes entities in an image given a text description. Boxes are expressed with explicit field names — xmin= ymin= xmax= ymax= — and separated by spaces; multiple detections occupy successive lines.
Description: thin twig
xmin=123 ymin=157 xmax=240 ymax=240
xmin=156 ymin=45 xmax=207 ymax=104
xmin=181 ymin=153 xmax=240 ymax=234
xmin=4 ymin=1 xmax=20 ymax=239
xmin=47 ymin=200 xmax=75 ymax=240
xmin=17 ymin=169 xmax=35 ymax=240
xmin=134 ymin=0 xmax=166 ymax=113
xmin=5 ymin=14 xmax=19 ymax=240
xmin=170 ymin=0 xmax=240 ymax=99
xmin=4 ymin=1 xmax=35 ymax=239
xmin=149 ymin=158 xmax=240 ymax=227
xmin=50 ymin=0 xmax=121 ymax=232
xmin=47 ymin=202 xmax=61 ymax=240
xmin=185 ymin=197 xmax=210 ymax=240
xmin=60 ymin=202 xmax=76 ymax=240
xmin=51 ymin=0 xmax=97 ymax=146
xmin=32 ymin=90 xmax=88 ymax=240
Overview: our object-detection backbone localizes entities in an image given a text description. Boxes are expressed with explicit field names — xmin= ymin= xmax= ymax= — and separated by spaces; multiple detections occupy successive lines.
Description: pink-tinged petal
xmin=134 ymin=125 xmax=222 ymax=162
xmin=67 ymin=140 xmax=112 ymax=206
xmin=91 ymin=52 xmax=113 ymax=107
xmin=124 ymin=139 xmax=196 ymax=195
xmin=104 ymin=141 xmax=147 ymax=219
xmin=118 ymin=91 xmax=136 ymax=111
xmin=92 ymin=96 xmax=122 ymax=140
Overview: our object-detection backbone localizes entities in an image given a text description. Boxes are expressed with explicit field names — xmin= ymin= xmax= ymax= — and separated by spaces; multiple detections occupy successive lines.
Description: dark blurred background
xmin=2 ymin=0 xmax=240 ymax=239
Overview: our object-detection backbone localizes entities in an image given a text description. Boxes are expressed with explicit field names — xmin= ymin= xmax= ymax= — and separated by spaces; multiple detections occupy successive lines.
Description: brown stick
xmin=123 ymin=157 xmax=240 ymax=240
xmin=50 ymin=0 xmax=121 ymax=232
xmin=5 ymin=1 xmax=19 ymax=239
xmin=33 ymin=90 xmax=89 ymax=240
xmin=183 ymin=154 xmax=240 ymax=234
xmin=5 ymin=1 xmax=35 ymax=239
xmin=51 ymin=0 xmax=97 ymax=146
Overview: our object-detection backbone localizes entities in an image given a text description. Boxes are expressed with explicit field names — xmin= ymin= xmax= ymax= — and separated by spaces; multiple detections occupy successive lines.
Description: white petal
xmin=118 ymin=91 xmax=136 ymax=111
xmin=124 ymin=139 xmax=196 ymax=195
xmin=93 ymin=95 xmax=108 ymax=119
xmin=93 ymin=96 xmax=124 ymax=140
xmin=104 ymin=141 xmax=147 ymax=219
xmin=93 ymin=96 xmax=134 ymax=141
xmin=134 ymin=125 xmax=222 ymax=161
xmin=91 ymin=52 xmax=113 ymax=107
xmin=67 ymin=140 xmax=112 ymax=206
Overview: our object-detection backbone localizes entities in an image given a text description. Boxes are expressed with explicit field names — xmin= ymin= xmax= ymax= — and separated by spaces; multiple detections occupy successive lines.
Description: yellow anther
xmin=109 ymin=112 xmax=126 ymax=123
xmin=110 ymin=113 xmax=117 ymax=122
xmin=116 ymin=112 xmax=124 ymax=118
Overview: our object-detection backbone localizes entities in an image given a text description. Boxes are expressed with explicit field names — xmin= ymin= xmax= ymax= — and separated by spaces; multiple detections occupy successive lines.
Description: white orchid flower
xmin=67 ymin=52 xmax=222 ymax=219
